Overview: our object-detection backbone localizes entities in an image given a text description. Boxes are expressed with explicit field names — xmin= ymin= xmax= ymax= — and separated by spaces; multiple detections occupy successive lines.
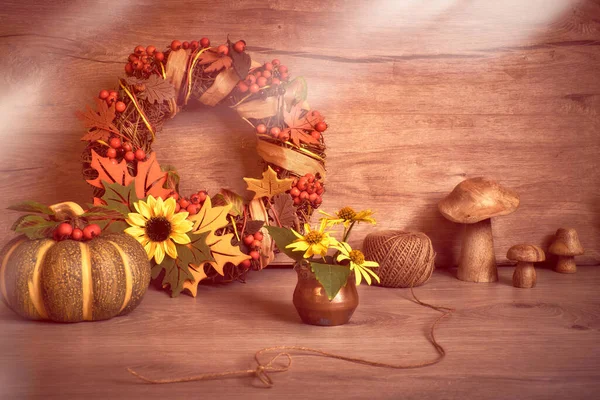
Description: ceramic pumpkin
xmin=0 ymin=233 xmax=151 ymax=322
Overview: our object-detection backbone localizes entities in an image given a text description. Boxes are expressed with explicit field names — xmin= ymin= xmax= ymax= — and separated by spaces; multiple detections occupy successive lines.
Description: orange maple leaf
xmin=196 ymin=48 xmax=233 ymax=74
xmin=281 ymin=103 xmax=323 ymax=146
xmin=87 ymin=151 xmax=173 ymax=200
xmin=134 ymin=152 xmax=173 ymax=199
xmin=86 ymin=150 xmax=134 ymax=189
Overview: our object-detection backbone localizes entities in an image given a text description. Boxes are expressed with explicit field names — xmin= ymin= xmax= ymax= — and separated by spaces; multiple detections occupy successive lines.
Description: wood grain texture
xmin=1 ymin=267 xmax=599 ymax=399
xmin=0 ymin=0 xmax=599 ymax=267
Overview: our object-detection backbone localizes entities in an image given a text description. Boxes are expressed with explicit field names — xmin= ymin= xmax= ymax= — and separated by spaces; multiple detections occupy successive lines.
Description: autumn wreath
xmin=76 ymin=38 xmax=328 ymax=297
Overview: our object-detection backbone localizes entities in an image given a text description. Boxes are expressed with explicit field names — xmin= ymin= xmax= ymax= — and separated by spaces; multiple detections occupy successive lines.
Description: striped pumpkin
xmin=0 ymin=233 xmax=151 ymax=322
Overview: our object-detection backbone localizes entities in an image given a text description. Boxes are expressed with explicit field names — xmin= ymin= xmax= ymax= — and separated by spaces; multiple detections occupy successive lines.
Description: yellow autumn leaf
xmin=205 ymin=232 xmax=251 ymax=276
xmin=243 ymin=166 xmax=295 ymax=200
xmin=188 ymin=197 xmax=232 ymax=233
xmin=182 ymin=264 xmax=208 ymax=297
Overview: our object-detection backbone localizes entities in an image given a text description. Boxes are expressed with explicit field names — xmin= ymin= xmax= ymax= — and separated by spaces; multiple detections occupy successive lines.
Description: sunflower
xmin=334 ymin=242 xmax=380 ymax=286
xmin=286 ymin=219 xmax=338 ymax=259
xmin=125 ymin=195 xmax=194 ymax=264
xmin=319 ymin=206 xmax=376 ymax=228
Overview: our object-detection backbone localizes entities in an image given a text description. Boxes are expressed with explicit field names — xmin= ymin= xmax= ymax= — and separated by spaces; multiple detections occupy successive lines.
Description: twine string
xmin=127 ymin=288 xmax=454 ymax=388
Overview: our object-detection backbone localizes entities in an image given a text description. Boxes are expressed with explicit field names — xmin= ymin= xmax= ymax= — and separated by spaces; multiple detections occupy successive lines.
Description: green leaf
xmin=154 ymin=256 xmax=194 ymax=297
xmin=8 ymin=201 xmax=54 ymax=216
xmin=161 ymin=165 xmax=180 ymax=192
xmin=175 ymin=231 xmax=214 ymax=270
xmin=265 ymin=226 xmax=304 ymax=262
xmin=101 ymin=180 xmax=139 ymax=215
xmin=12 ymin=215 xmax=58 ymax=239
xmin=81 ymin=207 xmax=127 ymax=221
xmin=310 ymin=262 xmax=351 ymax=301
xmin=283 ymin=77 xmax=307 ymax=112
xmin=103 ymin=220 xmax=129 ymax=233
xmin=212 ymin=189 xmax=244 ymax=217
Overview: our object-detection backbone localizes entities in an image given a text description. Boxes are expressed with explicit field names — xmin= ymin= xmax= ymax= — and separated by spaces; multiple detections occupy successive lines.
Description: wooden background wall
xmin=0 ymin=0 xmax=598 ymax=267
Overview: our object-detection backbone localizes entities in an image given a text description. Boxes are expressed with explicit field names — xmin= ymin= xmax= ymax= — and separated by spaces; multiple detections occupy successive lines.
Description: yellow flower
xmin=335 ymin=242 xmax=380 ymax=286
xmin=125 ymin=195 xmax=194 ymax=264
xmin=286 ymin=219 xmax=338 ymax=259
xmin=319 ymin=207 xmax=376 ymax=228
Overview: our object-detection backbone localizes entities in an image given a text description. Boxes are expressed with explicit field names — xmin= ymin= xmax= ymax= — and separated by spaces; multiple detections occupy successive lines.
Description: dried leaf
xmin=138 ymin=74 xmax=176 ymax=105
xmin=243 ymin=166 xmax=294 ymax=200
xmin=162 ymin=165 xmax=180 ymax=193
xmin=244 ymin=220 xmax=265 ymax=235
xmin=198 ymin=68 xmax=240 ymax=107
xmin=282 ymin=103 xmax=323 ymax=147
xmin=228 ymin=39 xmax=251 ymax=80
xmin=86 ymin=150 xmax=134 ymax=189
xmin=235 ymin=97 xmax=278 ymax=120
xmin=212 ymin=189 xmax=244 ymax=217
xmin=77 ymin=98 xmax=120 ymax=142
xmin=196 ymin=48 xmax=233 ymax=74
xmin=12 ymin=215 xmax=57 ymax=239
xmin=269 ymin=194 xmax=299 ymax=229
xmin=135 ymin=152 xmax=172 ymax=199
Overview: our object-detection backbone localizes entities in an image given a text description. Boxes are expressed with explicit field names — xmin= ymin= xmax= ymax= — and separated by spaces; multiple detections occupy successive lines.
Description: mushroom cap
xmin=438 ymin=177 xmax=520 ymax=224
xmin=548 ymin=228 xmax=584 ymax=256
xmin=507 ymin=244 xmax=546 ymax=262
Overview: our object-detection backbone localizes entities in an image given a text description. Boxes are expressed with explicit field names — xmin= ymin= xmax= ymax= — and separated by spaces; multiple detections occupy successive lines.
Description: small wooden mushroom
xmin=438 ymin=177 xmax=520 ymax=283
xmin=549 ymin=228 xmax=583 ymax=274
xmin=507 ymin=244 xmax=545 ymax=288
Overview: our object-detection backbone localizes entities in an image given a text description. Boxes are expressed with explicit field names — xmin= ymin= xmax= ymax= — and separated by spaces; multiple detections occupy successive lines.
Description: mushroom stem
xmin=555 ymin=256 xmax=577 ymax=274
xmin=458 ymin=218 xmax=498 ymax=283
xmin=512 ymin=261 xmax=536 ymax=288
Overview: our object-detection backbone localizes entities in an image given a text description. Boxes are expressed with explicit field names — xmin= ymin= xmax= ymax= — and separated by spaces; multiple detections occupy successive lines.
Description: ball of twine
xmin=363 ymin=230 xmax=436 ymax=288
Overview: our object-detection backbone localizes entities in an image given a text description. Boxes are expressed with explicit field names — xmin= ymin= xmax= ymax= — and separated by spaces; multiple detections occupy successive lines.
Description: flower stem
xmin=343 ymin=222 xmax=356 ymax=243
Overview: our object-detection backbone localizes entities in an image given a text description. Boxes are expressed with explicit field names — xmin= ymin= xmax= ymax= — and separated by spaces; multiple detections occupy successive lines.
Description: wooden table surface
xmin=1 ymin=267 xmax=598 ymax=399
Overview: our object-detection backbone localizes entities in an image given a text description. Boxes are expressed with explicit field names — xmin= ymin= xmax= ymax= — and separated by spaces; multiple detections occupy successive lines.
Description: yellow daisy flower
xmin=319 ymin=206 xmax=376 ymax=228
xmin=125 ymin=195 xmax=194 ymax=264
xmin=335 ymin=242 xmax=380 ymax=286
xmin=286 ymin=219 xmax=338 ymax=259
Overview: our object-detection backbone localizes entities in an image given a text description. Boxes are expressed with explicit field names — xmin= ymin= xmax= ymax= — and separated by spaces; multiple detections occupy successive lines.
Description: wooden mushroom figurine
xmin=438 ymin=177 xmax=520 ymax=283
xmin=549 ymin=228 xmax=583 ymax=274
xmin=507 ymin=244 xmax=545 ymax=288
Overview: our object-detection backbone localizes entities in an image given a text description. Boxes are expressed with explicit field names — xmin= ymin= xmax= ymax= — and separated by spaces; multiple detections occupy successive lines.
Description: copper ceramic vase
xmin=293 ymin=265 xmax=359 ymax=326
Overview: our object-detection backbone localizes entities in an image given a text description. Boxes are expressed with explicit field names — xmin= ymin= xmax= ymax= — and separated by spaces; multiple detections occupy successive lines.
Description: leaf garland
xmin=282 ymin=103 xmax=323 ymax=147
xmin=77 ymin=98 xmax=120 ymax=142
xmin=243 ymin=166 xmax=295 ymax=201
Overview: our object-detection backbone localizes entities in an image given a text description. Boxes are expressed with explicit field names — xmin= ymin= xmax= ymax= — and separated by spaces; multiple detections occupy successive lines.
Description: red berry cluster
xmin=124 ymin=45 xmax=164 ymax=78
xmin=170 ymin=37 xmax=211 ymax=52
xmin=236 ymin=59 xmax=289 ymax=94
xmin=173 ymin=190 xmax=208 ymax=215
xmin=104 ymin=137 xmax=146 ymax=165
xmin=311 ymin=120 xmax=328 ymax=141
xmin=290 ymin=173 xmax=324 ymax=207
xmin=241 ymin=231 xmax=264 ymax=268
xmin=98 ymin=89 xmax=127 ymax=113
xmin=53 ymin=222 xmax=101 ymax=242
